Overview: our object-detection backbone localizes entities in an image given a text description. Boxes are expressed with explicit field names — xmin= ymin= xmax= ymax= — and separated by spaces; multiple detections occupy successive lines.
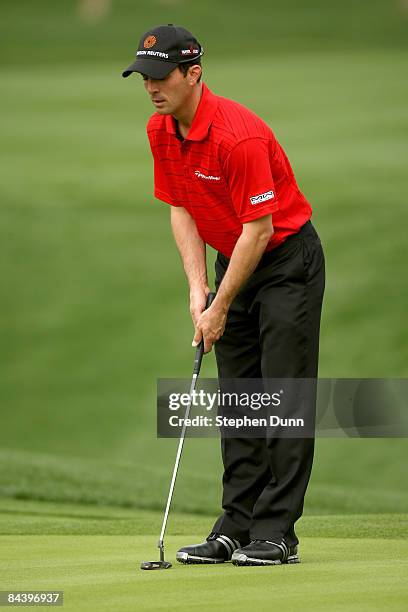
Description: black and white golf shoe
xmin=176 ymin=532 xmax=241 ymax=564
xmin=231 ymin=539 xmax=300 ymax=566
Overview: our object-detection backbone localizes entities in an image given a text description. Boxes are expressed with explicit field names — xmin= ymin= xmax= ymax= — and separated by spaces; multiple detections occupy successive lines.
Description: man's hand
xmin=192 ymin=302 xmax=227 ymax=353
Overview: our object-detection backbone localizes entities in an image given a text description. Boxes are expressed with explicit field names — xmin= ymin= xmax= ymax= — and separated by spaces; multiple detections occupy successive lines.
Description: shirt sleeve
xmin=147 ymin=130 xmax=182 ymax=207
xmin=223 ymin=137 xmax=279 ymax=223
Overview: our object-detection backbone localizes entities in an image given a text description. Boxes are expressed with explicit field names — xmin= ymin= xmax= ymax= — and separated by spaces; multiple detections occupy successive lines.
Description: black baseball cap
xmin=122 ymin=24 xmax=204 ymax=79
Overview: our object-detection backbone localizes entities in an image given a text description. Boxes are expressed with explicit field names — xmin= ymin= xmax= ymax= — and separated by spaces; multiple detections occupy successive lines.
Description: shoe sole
xmin=231 ymin=554 xmax=300 ymax=566
xmin=176 ymin=552 xmax=227 ymax=564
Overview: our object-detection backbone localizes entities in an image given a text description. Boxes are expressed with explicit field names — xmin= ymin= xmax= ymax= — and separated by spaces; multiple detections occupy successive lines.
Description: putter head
xmin=140 ymin=560 xmax=172 ymax=570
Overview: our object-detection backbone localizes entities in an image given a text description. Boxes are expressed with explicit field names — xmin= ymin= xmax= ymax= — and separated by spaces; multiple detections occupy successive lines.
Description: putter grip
xmin=193 ymin=292 xmax=216 ymax=375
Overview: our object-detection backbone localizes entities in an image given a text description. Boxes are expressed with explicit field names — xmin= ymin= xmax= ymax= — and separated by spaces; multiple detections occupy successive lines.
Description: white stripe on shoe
xmin=265 ymin=540 xmax=289 ymax=562
xmin=219 ymin=535 xmax=240 ymax=551
xmin=216 ymin=535 xmax=240 ymax=558
xmin=280 ymin=540 xmax=289 ymax=561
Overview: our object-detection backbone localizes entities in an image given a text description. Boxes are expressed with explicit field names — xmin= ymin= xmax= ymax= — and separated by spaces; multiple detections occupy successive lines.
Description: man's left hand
xmin=192 ymin=302 xmax=227 ymax=353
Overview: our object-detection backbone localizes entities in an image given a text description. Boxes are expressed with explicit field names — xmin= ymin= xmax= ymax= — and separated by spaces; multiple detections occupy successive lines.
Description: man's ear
xmin=189 ymin=65 xmax=202 ymax=85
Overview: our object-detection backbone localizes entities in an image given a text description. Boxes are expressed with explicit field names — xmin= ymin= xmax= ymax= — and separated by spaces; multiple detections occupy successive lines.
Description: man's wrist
xmin=189 ymin=281 xmax=209 ymax=296
xmin=212 ymin=291 xmax=231 ymax=314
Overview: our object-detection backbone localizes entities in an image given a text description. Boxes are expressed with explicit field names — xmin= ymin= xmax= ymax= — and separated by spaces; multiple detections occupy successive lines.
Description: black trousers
xmin=211 ymin=220 xmax=325 ymax=546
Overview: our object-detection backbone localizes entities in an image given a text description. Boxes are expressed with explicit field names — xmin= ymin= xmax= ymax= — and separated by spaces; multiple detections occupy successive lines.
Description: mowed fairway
xmin=1 ymin=504 xmax=408 ymax=612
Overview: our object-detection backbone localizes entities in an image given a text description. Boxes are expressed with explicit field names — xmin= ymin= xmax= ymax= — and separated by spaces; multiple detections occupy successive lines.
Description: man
xmin=123 ymin=24 xmax=325 ymax=566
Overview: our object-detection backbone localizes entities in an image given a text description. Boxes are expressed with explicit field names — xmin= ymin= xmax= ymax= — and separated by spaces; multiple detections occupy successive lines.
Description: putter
xmin=141 ymin=292 xmax=216 ymax=570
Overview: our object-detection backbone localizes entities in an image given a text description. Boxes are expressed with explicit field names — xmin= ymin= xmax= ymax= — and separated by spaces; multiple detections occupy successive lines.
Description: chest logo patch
xmin=195 ymin=170 xmax=221 ymax=181
xmin=250 ymin=190 xmax=275 ymax=205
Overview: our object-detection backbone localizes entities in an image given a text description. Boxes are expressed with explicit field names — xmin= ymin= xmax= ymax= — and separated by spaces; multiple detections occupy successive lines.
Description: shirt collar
xmin=165 ymin=82 xmax=218 ymax=142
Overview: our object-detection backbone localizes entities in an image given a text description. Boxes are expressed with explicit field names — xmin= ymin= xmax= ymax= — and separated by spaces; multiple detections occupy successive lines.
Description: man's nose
xmin=145 ymin=78 xmax=159 ymax=93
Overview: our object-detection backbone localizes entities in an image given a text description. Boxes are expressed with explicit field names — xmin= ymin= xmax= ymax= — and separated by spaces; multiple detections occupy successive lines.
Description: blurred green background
xmin=1 ymin=0 xmax=407 ymax=522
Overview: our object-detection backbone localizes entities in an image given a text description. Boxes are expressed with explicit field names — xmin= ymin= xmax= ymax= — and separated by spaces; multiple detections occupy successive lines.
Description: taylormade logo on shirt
xmin=195 ymin=170 xmax=221 ymax=181
xmin=250 ymin=190 xmax=275 ymax=205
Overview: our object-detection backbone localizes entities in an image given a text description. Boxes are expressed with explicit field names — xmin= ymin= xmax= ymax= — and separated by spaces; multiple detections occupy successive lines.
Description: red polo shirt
xmin=147 ymin=83 xmax=312 ymax=258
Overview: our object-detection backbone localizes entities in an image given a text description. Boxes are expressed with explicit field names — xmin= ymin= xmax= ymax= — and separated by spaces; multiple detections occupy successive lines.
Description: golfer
xmin=123 ymin=25 xmax=325 ymax=566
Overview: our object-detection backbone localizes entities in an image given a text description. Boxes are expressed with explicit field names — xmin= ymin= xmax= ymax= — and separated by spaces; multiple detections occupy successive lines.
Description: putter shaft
xmin=158 ymin=292 xmax=215 ymax=555
xmin=159 ymin=372 xmax=198 ymax=547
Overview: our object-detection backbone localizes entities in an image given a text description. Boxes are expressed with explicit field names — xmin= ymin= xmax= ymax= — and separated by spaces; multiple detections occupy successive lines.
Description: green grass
xmin=1 ymin=499 xmax=408 ymax=538
xmin=4 ymin=535 xmax=407 ymax=612
xmin=1 ymin=0 xmax=407 ymax=68
xmin=1 ymin=503 xmax=407 ymax=612
xmin=1 ymin=440 xmax=408 ymax=517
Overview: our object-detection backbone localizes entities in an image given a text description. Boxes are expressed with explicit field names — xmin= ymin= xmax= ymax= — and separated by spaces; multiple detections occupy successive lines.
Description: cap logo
xmin=144 ymin=35 xmax=157 ymax=49
xmin=181 ymin=45 xmax=200 ymax=56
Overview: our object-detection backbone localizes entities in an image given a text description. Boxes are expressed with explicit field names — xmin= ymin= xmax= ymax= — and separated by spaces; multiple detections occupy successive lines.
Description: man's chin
xmin=152 ymin=103 xmax=171 ymax=115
